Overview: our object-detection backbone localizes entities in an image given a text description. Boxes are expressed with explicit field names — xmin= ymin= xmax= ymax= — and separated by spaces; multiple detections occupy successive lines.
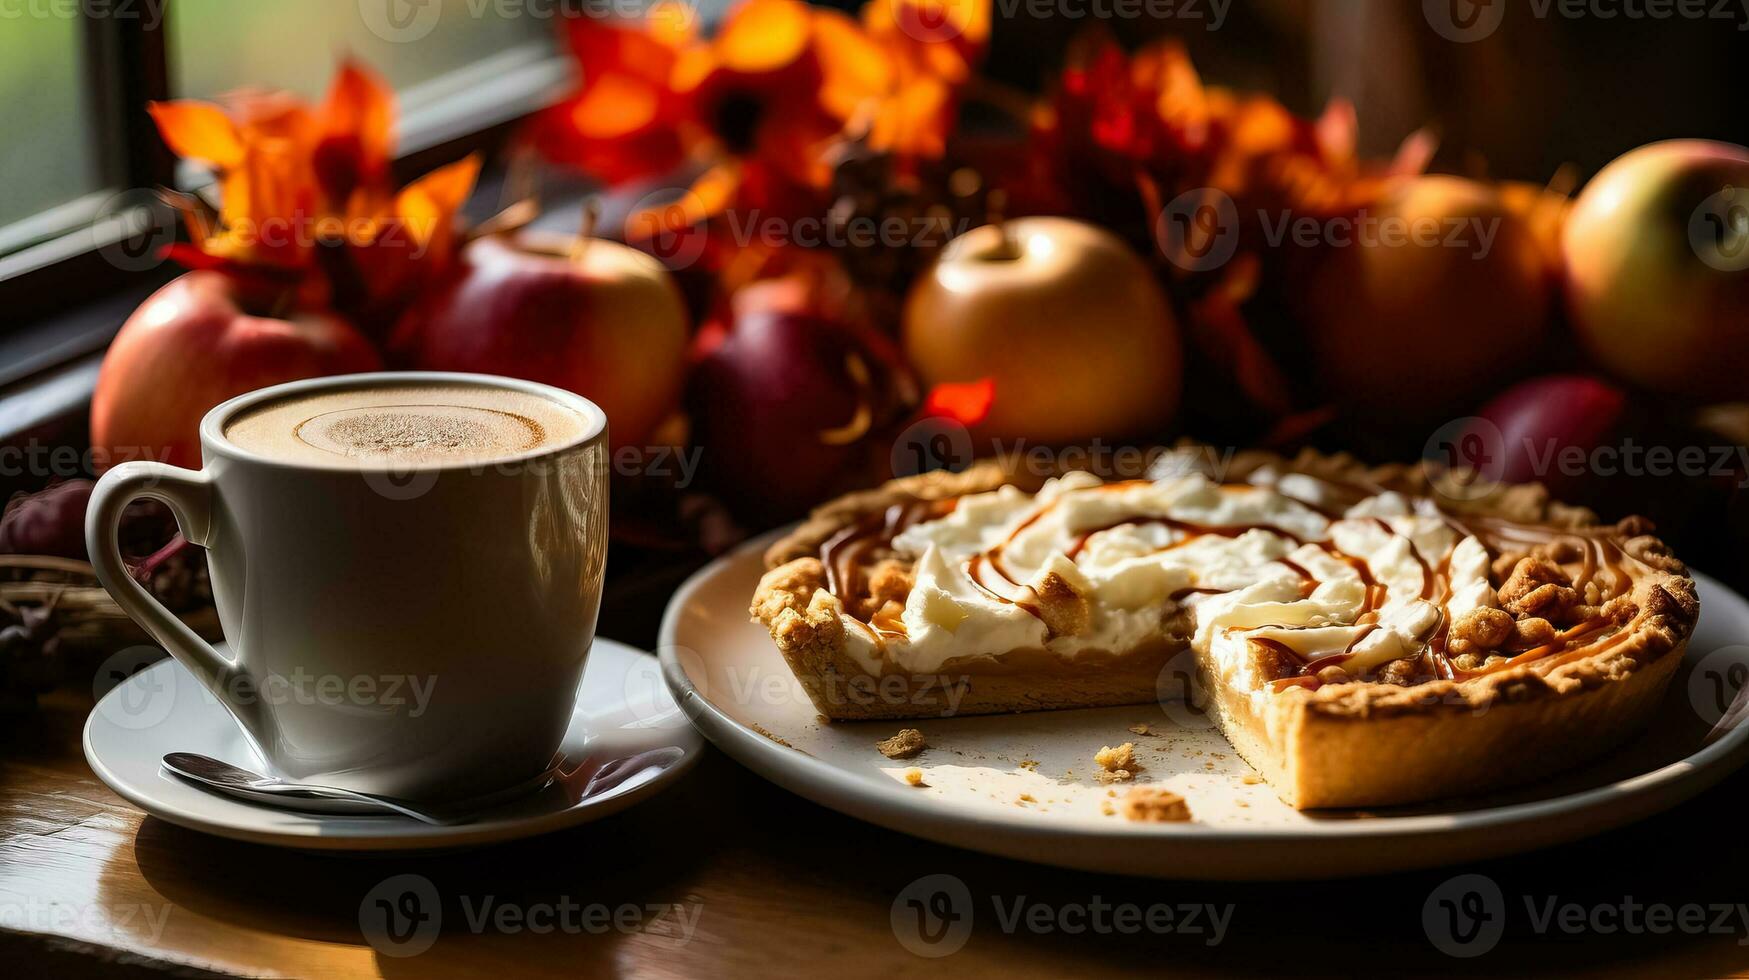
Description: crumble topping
xmin=876 ymin=729 xmax=928 ymax=759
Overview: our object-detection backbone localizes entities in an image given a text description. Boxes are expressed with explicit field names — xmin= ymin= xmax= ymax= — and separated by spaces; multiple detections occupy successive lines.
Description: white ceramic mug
xmin=85 ymin=372 xmax=609 ymax=802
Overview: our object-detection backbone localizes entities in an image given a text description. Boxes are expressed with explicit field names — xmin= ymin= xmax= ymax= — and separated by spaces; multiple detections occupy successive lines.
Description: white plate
xmin=85 ymin=637 xmax=701 ymax=851
xmin=660 ymin=531 xmax=1749 ymax=880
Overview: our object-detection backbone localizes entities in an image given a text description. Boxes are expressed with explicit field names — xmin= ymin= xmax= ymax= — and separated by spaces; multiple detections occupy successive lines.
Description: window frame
xmin=0 ymin=4 xmax=574 ymax=440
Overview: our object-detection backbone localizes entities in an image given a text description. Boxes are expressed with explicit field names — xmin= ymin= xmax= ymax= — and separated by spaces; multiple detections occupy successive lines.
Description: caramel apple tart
xmin=750 ymin=447 xmax=1700 ymax=809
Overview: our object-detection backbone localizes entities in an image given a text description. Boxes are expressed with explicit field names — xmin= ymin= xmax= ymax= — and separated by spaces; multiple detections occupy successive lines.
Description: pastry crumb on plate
xmin=877 ymin=728 xmax=927 ymax=759
xmin=1095 ymin=742 xmax=1141 ymax=782
xmin=1123 ymin=787 xmax=1193 ymax=823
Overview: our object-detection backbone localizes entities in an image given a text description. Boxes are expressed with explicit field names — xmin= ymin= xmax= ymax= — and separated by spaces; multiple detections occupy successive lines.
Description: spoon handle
xmin=249 ymin=784 xmax=470 ymax=826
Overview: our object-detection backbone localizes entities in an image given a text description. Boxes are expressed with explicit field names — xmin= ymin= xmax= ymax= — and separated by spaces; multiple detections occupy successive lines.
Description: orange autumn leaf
xmin=538 ymin=0 xmax=986 ymax=275
xmin=314 ymin=60 xmax=396 ymax=201
xmin=531 ymin=14 xmax=691 ymax=185
xmin=147 ymin=102 xmax=245 ymax=168
xmin=146 ymin=58 xmax=481 ymax=337
xmin=711 ymin=0 xmax=811 ymax=75
xmin=394 ymin=153 xmax=482 ymax=251
xmin=813 ymin=9 xmax=895 ymax=122
xmin=863 ymin=0 xmax=989 ymax=84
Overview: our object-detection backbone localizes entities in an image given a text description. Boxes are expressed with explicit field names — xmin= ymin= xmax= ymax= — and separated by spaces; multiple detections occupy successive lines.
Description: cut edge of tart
xmin=748 ymin=445 xmax=1700 ymax=809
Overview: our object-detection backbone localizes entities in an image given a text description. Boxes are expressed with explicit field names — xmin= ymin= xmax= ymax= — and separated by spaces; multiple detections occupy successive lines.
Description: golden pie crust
xmin=749 ymin=446 xmax=1700 ymax=809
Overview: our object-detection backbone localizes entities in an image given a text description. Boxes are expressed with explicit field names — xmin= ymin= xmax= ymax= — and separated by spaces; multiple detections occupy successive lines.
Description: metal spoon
xmin=162 ymin=753 xmax=482 ymax=826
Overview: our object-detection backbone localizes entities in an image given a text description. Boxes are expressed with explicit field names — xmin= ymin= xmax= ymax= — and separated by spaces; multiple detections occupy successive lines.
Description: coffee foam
xmin=223 ymin=384 xmax=594 ymax=467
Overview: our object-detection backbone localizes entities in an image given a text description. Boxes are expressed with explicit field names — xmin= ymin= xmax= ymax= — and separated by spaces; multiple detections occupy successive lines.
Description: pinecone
xmin=824 ymin=144 xmax=988 ymax=334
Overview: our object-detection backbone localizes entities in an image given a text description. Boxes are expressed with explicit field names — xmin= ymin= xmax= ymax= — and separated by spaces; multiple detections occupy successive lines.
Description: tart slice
xmin=750 ymin=448 xmax=1700 ymax=809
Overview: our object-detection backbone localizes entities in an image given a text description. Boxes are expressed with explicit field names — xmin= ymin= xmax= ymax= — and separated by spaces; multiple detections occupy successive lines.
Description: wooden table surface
xmin=5 ymin=670 xmax=1749 ymax=980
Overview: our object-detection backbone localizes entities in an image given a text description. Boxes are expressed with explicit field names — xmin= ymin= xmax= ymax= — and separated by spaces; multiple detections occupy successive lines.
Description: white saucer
xmin=85 ymin=637 xmax=701 ymax=851
xmin=660 ymin=531 xmax=1749 ymax=880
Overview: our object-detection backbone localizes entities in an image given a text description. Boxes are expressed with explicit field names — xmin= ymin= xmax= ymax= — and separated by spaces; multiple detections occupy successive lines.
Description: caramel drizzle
xmin=818 ymin=498 xmax=955 ymax=604
xmin=966 ymin=552 xmax=1047 ymax=623
xmin=1064 ymin=513 xmax=1308 ymax=561
xmin=822 ymin=469 xmax=1651 ymax=687
xmin=1234 ymin=470 xmax=1655 ymax=690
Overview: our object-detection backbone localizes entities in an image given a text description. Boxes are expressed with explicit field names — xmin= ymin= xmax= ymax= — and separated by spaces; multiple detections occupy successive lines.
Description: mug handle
xmin=85 ymin=460 xmax=243 ymax=694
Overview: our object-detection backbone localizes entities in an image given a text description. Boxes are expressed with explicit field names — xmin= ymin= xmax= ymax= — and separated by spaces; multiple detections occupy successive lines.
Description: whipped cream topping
xmin=827 ymin=471 xmax=1500 ymax=692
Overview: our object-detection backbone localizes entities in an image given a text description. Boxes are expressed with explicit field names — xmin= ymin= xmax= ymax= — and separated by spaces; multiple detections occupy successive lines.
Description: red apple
xmin=91 ymin=272 xmax=381 ymax=470
xmin=1298 ymin=176 xmax=1553 ymax=422
xmin=689 ymin=307 xmax=908 ymax=520
xmin=1564 ymin=139 xmax=1749 ymax=398
xmin=903 ymin=216 xmax=1182 ymax=444
xmin=1463 ymin=374 xmax=1629 ymax=498
xmin=401 ymin=232 xmax=690 ymax=450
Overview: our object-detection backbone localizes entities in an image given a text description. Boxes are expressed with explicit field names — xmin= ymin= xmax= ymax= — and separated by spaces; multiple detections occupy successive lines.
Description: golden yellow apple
xmin=902 ymin=216 xmax=1182 ymax=444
